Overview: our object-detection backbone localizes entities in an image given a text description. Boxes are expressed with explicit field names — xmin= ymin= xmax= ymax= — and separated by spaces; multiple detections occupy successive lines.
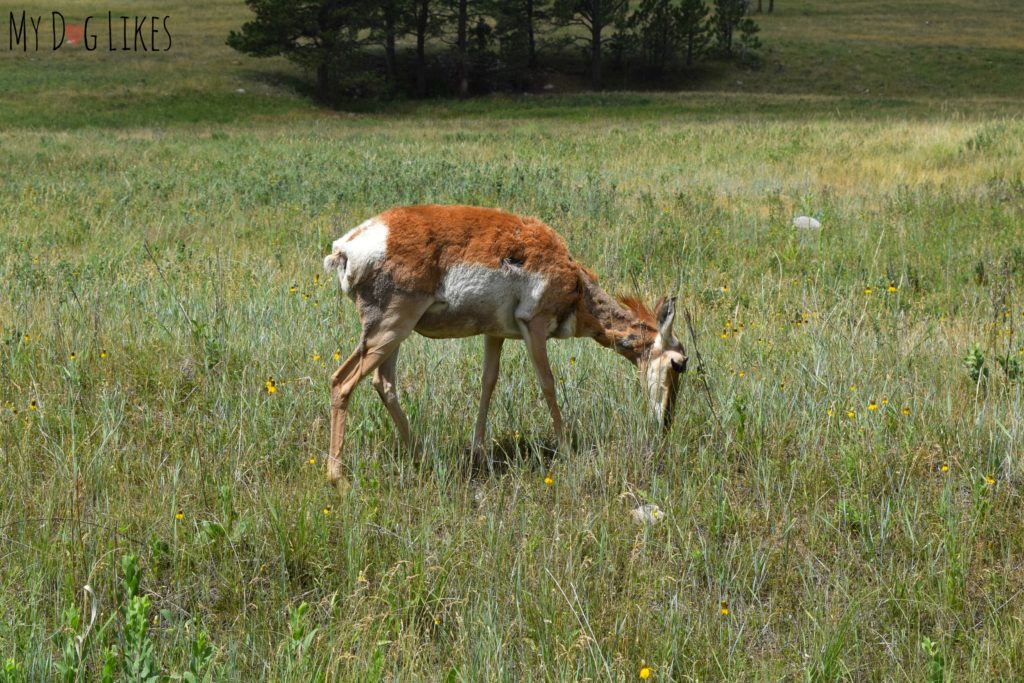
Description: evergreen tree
xmin=626 ymin=0 xmax=678 ymax=75
xmin=712 ymin=0 xmax=748 ymax=55
xmin=493 ymin=0 xmax=548 ymax=73
xmin=368 ymin=0 xmax=412 ymax=83
xmin=678 ymin=0 xmax=709 ymax=66
xmin=735 ymin=14 xmax=761 ymax=64
xmin=227 ymin=0 xmax=373 ymax=102
xmin=553 ymin=0 xmax=630 ymax=89
xmin=625 ymin=0 xmax=709 ymax=74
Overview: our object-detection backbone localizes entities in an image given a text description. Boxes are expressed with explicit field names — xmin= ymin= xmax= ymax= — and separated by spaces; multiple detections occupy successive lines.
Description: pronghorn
xmin=322 ymin=205 xmax=686 ymax=488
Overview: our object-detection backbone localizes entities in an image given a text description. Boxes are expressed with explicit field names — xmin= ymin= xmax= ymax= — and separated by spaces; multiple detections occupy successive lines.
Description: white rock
xmin=235 ymin=88 xmax=246 ymax=94
xmin=630 ymin=503 xmax=665 ymax=526
xmin=792 ymin=215 xmax=822 ymax=230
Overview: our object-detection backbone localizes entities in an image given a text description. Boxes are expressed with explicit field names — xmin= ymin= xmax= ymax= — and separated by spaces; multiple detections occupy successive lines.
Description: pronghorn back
xmin=326 ymin=205 xmax=583 ymax=339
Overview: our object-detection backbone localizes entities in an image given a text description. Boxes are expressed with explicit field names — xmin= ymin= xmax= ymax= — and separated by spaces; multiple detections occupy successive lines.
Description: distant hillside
xmin=1 ymin=0 xmax=1021 ymax=129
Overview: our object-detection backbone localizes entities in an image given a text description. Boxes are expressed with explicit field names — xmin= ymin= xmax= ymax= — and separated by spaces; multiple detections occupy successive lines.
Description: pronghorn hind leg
xmin=519 ymin=316 xmax=566 ymax=450
xmin=328 ymin=295 xmax=432 ymax=492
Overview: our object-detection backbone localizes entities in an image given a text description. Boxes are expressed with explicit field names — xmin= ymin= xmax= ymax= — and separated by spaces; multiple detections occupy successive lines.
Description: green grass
xmin=2 ymin=0 xmax=1024 ymax=680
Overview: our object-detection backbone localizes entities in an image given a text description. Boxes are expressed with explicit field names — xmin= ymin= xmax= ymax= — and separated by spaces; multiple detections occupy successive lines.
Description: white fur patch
xmin=325 ymin=218 xmax=388 ymax=295
xmin=416 ymin=263 xmax=548 ymax=339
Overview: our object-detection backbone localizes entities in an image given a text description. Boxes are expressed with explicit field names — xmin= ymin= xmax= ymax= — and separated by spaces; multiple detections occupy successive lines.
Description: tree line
xmin=227 ymin=0 xmax=767 ymax=102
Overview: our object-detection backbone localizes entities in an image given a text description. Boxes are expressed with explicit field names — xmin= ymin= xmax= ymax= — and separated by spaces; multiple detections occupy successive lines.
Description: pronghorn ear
xmin=655 ymin=297 xmax=676 ymax=341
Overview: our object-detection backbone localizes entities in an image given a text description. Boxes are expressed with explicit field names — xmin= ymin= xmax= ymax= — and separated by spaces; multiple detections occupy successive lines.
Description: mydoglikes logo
xmin=7 ymin=10 xmax=172 ymax=51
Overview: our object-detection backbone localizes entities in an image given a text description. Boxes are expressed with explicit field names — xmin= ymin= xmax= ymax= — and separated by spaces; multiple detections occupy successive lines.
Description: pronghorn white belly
xmin=415 ymin=263 xmax=549 ymax=339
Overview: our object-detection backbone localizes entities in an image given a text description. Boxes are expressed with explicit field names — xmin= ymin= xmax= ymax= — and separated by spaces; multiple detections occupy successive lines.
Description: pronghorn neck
xmin=576 ymin=273 xmax=656 ymax=364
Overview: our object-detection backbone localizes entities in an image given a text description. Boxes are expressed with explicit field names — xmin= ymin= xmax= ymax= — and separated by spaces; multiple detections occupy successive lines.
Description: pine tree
xmin=712 ymin=0 xmax=747 ymax=56
xmin=554 ymin=0 xmax=630 ymax=89
xmin=227 ymin=0 xmax=374 ymax=102
xmin=678 ymin=0 xmax=709 ymax=66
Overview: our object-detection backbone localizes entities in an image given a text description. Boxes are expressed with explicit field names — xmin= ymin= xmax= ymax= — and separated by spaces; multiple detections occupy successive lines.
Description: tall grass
xmin=2 ymin=108 xmax=1023 ymax=679
xmin=3 ymin=0 xmax=1024 ymax=678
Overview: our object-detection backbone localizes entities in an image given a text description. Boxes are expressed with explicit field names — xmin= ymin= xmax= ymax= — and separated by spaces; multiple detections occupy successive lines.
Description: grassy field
xmin=2 ymin=0 xmax=1024 ymax=680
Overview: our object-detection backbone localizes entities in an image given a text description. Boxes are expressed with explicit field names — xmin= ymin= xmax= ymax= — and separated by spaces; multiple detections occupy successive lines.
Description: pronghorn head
xmin=637 ymin=298 xmax=687 ymax=431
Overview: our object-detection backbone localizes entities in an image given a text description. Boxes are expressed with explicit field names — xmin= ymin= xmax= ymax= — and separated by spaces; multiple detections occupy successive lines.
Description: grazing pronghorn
xmin=322 ymin=205 xmax=686 ymax=488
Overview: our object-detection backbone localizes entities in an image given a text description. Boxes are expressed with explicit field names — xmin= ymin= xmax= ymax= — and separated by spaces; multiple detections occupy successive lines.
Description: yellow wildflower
xmin=639 ymin=666 xmax=652 ymax=679
xmin=544 ymin=474 xmax=554 ymax=486
xmin=864 ymin=286 xmax=872 ymax=295
xmin=720 ymin=600 xmax=729 ymax=616
xmin=868 ymin=401 xmax=878 ymax=411
xmin=985 ymin=475 xmax=996 ymax=486
xmin=29 ymin=400 xmax=38 ymax=411
xmin=333 ymin=350 xmax=341 ymax=362
xmin=940 ymin=463 xmax=949 ymax=473
xmin=308 ymin=456 xmax=316 ymax=465
xmin=175 ymin=510 xmax=184 ymax=520
xmin=99 ymin=349 xmax=108 ymax=359
xmin=264 ymin=377 xmax=277 ymax=394
xmin=323 ymin=506 xmax=332 ymax=516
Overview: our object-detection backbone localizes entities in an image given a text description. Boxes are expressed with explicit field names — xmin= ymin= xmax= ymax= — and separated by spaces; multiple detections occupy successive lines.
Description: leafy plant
xmin=1 ymin=658 xmax=23 ymax=683
xmin=921 ymin=636 xmax=945 ymax=683
xmin=54 ymin=605 xmax=82 ymax=682
xmin=962 ymin=344 xmax=988 ymax=383
xmin=287 ymin=602 xmax=318 ymax=658
xmin=120 ymin=555 xmax=159 ymax=683
xmin=169 ymin=629 xmax=215 ymax=683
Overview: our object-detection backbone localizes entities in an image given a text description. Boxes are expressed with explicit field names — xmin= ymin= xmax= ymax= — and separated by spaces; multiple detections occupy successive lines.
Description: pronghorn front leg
xmin=472 ymin=335 xmax=505 ymax=460
xmin=371 ymin=349 xmax=416 ymax=455
xmin=519 ymin=316 xmax=566 ymax=448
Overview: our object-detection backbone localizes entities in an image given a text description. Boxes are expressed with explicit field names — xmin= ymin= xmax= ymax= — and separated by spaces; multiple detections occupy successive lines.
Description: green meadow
xmin=2 ymin=0 xmax=1024 ymax=680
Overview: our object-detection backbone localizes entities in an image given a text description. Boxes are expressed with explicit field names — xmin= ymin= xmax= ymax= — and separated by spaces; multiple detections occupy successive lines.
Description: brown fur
xmin=616 ymin=296 xmax=657 ymax=326
xmin=574 ymin=271 xmax=658 ymax=363
xmin=380 ymin=205 xmax=581 ymax=318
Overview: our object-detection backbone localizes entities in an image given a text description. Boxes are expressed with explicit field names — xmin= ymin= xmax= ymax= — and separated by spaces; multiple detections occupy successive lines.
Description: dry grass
xmin=2 ymin=0 xmax=1024 ymax=680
